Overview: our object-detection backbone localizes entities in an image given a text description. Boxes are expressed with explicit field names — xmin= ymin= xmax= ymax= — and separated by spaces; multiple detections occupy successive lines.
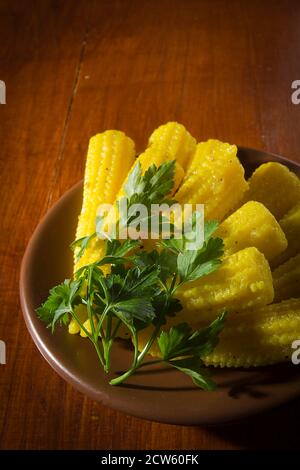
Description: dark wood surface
xmin=1 ymin=0 xmax=300 ymax=449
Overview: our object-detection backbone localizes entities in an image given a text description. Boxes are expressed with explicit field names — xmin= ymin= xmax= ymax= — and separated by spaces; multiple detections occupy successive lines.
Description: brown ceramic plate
xmin=20 ymin=147 xmax=300 ymax=425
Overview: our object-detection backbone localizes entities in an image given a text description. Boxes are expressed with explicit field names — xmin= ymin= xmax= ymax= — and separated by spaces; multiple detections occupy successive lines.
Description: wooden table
xmin=1 ymin=0 xmax=300 ymax=450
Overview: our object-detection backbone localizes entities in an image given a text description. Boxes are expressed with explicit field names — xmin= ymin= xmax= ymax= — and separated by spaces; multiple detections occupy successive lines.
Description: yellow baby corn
xmin=243 ymin=162 xmax=300 ymax=220
xmin=137 ymin=299 xmax=300 ymax=367
xmin=203 ymin=299 xmax=300 ymax=367
xmin=74 ymin=130 xmax=136 ymax=272
xmin=174 ymin=247 xmax=274 ymax=324
xmin=216 ymin=201 xmax=287 ymax=261
xmin=271 ymin=204 xmax=300 ymax=267
xmin=148 ymin=122 xmax=196 ymax=169
xmin=175 ymin=140 xmax=248 ymax=221
xmin=273 ymin=254 xmax=300 ymax=302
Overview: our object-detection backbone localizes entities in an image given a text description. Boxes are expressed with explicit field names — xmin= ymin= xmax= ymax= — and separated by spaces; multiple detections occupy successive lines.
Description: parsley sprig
xmin=37 ymin=161 xmax=227 ymax=390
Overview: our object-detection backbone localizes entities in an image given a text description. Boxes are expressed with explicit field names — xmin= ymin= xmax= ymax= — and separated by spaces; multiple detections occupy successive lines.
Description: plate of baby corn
xmin=20 ymin=122 xmax=300 ymax=425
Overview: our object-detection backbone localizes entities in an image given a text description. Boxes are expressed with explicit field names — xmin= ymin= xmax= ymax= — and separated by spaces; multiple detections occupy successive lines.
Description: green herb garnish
xmin=37 ymin=161 xmax=226 ymax=389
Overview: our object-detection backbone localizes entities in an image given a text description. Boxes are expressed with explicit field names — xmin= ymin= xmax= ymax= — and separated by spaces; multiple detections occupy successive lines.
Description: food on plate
xmin=137 ymin=299 xmax=300 ymax=367
xmin=174 ymin=247 xmax=274 ymax=324
xmin=74 ymin=130 xmax=136 ymax=272
xmin=216 ymin=201 xmax=287 ymax=261
xmin=148 ymin=121 xmax=196 ymax=169
xmin=37 ymin=122 xmax=300 ymax=390
xmin=242 ymin=162 xmax=300 ymax=220
xmin=175 ymin=139 xmax=248 ymax=221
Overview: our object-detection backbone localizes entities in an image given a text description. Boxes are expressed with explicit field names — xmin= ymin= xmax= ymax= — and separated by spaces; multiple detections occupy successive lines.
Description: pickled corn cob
xmin=203 ymin=299 xmax=300 ymax=367
xmin=216 ymin=201 xmax=287 ymax=261
xmin=148 ymin=122 xmax=196 ymax=169
xmin=74 ymin=130 xmax=136 ymax=272
xmin=175 ymin=140 xmax=248 ymax=221
xmin=271 ymin=204 xmax=300 ymax=267
xmin=273 ymin=254 xmax=300 ymax=302
xmin=136 ymin=299 xmax=300 ymax=367
xmin=243 ymin=162 xmax=300 ymax=220
xmin=174 ymin=247 xmax=274 ymax=324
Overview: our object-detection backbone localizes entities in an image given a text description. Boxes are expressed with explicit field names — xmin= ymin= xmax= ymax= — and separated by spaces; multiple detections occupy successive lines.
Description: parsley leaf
xmin=177 ymin=237 xmax=224 ymax=283
xmin=113 ymin=298 xmax=156 ymax=330
xmin=157 ymin=311 xmax=227 ymax=360
xmin=105 ymin=238 xmax=141 ymax=257
xmin=152 ymin=295 xmax=182 ymax=325
xmin=133 ymin=249 xmax=177 ymax=282
xmin=70 ymin=233 xmax=97 ymax=262
xmin=157 ymin=312 xmax=226 ymax=390
xmin=119 ymin=265 xmax=160 ymax=299
xmin=36 ymin=279 xmax=83 ymax=332
xmin=124 ymin=160 xmax=176 ymax=206
xmin=204 ymin=220 xmax=219 ymax=241
xmin=169 ymin=357 xmax=216 ymax=391
xmin=158 ymin=237 xmax=184 ymax=255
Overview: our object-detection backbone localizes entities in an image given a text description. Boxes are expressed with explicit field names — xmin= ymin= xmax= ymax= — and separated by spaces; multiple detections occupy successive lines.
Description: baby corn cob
xmin=175 ymin=140 xmax=248 ymax=221
xmin=216 ymin=201 xmax=287 ymax=261
xmin=273 ymin=254 xmax=300 ymax=302
xmin=148 ymin=122 xmax=196 ymax=169
xmin=175 ymin=247 xmax=274 ymax=324
xmin=74 ymin=130 xmax=136 ymax=272
xmin=137 ymin=299 xmax=300 ymax=367
xmin=271 ymin=204 xmax=300 ymax=267
xmin=243 ymin=162 xmax=300 ymax=220
xmin=203 ymin=299 xmax=300 ymax=367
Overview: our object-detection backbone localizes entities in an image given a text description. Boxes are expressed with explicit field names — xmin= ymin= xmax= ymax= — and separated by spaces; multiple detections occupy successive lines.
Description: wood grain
xmin=1 ymin=0 xmax=300 ymax=449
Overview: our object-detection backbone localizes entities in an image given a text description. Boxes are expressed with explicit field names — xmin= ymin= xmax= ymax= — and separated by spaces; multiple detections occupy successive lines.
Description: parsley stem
xmin=103 ymin=314 xmax=113 ymax=372
xmin=92 ymin=340 xmax=106 ymax=369
xmin=132 ymin=331 xmax=139 ymax=366
xmin=111 ymin=284 xmax=174 ymax=385
xmin=95 ymin=305 xmax=110 ymax=338
xmin=71 ymin=309 xmax=93 ymax=340
xmin=110 ymin=320 xmax=165 ymax=386
xmin=109 ymin=356 xmax=164 ymax=386
xmin=98 ymin=276 xmax=109 ymax=304
xmin=136 ymin=322 xmax=161 ymax=364
xmin=87 ymin=267 xmax=97 ymax=340
xmin=169 ymin=272 xmax=178 ymax=294
xmin=71 ymin=308 xmax=105 ymax=368
xmin=109 ymin=367 xmax=136 ymax=385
